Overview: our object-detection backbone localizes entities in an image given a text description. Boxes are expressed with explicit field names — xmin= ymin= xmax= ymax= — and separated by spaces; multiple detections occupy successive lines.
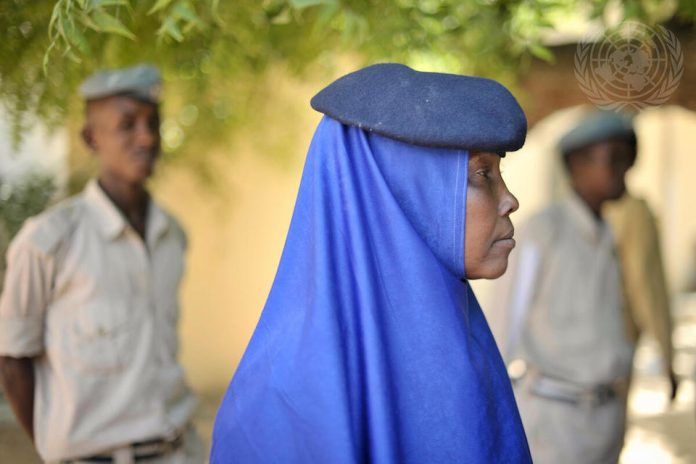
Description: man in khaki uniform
xmin=492 ymin=111 xmax=673 ymax=463
xmin=0 ymin=64 xmax=203 ymax=463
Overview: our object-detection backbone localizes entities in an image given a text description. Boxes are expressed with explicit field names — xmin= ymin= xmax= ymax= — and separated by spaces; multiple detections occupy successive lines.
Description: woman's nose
xmin=500 ymin=186 xmax=519 ymax=216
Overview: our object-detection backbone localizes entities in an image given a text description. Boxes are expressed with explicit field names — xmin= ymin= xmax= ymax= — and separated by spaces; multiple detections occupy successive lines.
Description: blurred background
xmin=1 ymin=0 xmax=696 ymax=462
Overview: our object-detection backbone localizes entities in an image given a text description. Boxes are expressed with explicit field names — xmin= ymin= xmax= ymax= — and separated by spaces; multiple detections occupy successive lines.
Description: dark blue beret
xmin=310 ymin=63 xmax=527 ymax=153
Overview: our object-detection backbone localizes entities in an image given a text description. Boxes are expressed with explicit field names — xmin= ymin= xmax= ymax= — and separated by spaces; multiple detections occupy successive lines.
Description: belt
xmin=510 ymin=360 xmax=627 ymax=407
xmin=65 ymin=434 xmax=184 ymax=463
xmin=529 ymin=374 xmax=623 ymax=407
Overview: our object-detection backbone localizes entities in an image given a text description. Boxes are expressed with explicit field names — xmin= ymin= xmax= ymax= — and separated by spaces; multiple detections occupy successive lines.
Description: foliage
xmin=0 ymin=174 xmax=57 ymax=239
xmin=0 ymin=0 xmax=692 ymax=162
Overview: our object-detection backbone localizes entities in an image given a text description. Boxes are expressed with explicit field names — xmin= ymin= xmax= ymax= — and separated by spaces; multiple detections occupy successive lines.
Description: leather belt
xmin=529 ymin=374 xmax=624 ymax=407
xmin=64 ymin=434 xmax=184 ymax=463
xmin=510 ymin=360 xmax=627 ymax=407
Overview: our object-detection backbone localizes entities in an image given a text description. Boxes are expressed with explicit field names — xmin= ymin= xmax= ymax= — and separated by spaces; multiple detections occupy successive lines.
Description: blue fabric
xmin=211 ymin=116 xmax=531 ymax=463
xmin=310 ymin=63 xmax=527 ymax=153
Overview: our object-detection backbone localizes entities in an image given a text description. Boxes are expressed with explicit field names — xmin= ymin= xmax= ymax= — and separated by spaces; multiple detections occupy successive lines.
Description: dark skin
xmin=566 ymin=137 xmax=678 ymax=401
xmin=565 ymin=137 xmax=634 ymax=217
xmin=0 ymin=94 xmax=161 ymax=442
xmin=0 ymin=357 xmax=34 ymax=439
xmin=82 ymin=94 xmax=161 ymax=238
xmin=465 ymin=152 xmax=519 ymax=279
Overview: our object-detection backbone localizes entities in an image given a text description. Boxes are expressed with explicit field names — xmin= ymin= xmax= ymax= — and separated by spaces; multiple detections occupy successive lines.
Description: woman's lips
xmin=494 ymin=237 xmax=516 ymax=249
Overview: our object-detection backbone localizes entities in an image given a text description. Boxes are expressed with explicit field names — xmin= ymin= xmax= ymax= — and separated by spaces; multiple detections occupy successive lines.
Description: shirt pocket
xmin=64 ymin=300 xmax=140 ymax=373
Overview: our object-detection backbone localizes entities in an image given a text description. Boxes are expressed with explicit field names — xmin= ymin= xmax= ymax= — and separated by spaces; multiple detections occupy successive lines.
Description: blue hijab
xmin=211 ymin=116 xmax=531 ymax=463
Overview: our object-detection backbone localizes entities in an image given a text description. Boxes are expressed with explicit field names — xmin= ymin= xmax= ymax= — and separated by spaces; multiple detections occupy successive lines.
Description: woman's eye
xmin=476 ymin=169 xmax=491 ymax=179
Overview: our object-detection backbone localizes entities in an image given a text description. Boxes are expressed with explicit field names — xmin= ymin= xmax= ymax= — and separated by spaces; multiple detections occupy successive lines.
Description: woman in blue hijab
xmin=211 ymin=64 xmax=532 ymax=463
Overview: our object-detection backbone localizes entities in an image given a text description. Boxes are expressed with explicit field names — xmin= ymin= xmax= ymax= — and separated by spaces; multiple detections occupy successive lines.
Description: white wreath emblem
xmin=574 ymin=22 xmax=683 ymax=111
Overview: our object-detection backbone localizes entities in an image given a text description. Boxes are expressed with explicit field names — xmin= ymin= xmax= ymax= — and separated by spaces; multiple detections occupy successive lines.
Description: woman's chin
xmin=465 ymin=258 xmax=509 ymax=280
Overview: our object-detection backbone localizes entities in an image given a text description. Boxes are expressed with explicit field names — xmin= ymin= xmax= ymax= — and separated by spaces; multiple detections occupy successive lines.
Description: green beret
xmin=79 ymin=63 xmax=161 ymax=103
xmin=558 ymin=111 xmax=636 ymax=156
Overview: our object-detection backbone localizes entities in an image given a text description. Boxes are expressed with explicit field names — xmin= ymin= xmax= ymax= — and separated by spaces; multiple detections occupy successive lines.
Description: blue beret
xmin=310 ymin=63 xmax=527 ymax=153
xmin=559 ymin=111 xmax=636 ymax=156
xmin=80 ymin=63 xmax=161 ymax=103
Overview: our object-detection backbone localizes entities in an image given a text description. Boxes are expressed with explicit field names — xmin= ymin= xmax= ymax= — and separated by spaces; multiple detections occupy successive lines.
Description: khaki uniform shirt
xmin=604 ymin=193 xmax=674 ymax=373
xmin=491 ymin=193 xmax=634 ymax=385
xmin=0 ymin=180 xmax=197 ymax=462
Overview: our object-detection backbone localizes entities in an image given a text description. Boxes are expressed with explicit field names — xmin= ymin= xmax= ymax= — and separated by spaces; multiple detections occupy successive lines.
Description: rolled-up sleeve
xmin=0 ymin=234 xmax=53 ymax=357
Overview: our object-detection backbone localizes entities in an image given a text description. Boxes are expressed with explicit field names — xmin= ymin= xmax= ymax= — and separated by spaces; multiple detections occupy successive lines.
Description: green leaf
xmin=157 ymin=17 xmax=184 ymax=41
xmin=62 ymin=17 xmax=92 ymax=55
xmin=536 ymin=17 xmax=554 ymax=29
xmin=91 ymin=8 xmax=136 ymax=39
xmin=529 ymin=43 xmax=554 ymax=62
xmin=88 ymin=0 xmax=129 ymax=9
xmin=289 ymin=0 xmax=337 ymax=10
xmin=42 ymin=40 xmax=57 ymax=75
xmin=48 ymin=1 xmax=63 ymax=40
xmin=79 ymin=11 xmax=101 ymax=30
xmin=270 ymin=7 xmax=292 ymax=24
xmin=173 ymin=1 xmax=204 ymax=27
xmin=341 ymin=10 xmax=368 ymax=43
xmin=210 ymin=0 xmax=225 ymax=25
xmin=148 ymin=0 xmax=175 ymax=15
xmin=63 ymin=47 xmax=82 ymax=63
xmin=315 ymin=1 xmax=339 ymax=27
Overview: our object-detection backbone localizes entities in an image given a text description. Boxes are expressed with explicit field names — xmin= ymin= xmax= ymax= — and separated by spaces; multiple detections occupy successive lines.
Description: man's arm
xmin=0 ymin=356 xmax=35 ymax=440
xmin=611 ymin=198 xmax=677 ymax=399
xmin=0 ymin=218 xmax=58 ymax=444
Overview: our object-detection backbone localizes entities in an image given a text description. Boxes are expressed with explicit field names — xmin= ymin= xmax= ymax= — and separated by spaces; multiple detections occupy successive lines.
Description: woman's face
xmin=464 ymin=151 xmax=519 ymax=279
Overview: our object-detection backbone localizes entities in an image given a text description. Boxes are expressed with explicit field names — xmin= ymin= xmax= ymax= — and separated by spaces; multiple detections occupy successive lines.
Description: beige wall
xmin=152 ymin=70 xmax=325 ymax=395
xmin=154 ymin=150 xmax=306 ymax=395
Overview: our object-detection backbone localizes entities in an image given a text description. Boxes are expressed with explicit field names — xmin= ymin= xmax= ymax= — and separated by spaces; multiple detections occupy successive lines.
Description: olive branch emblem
xmin=574 ymin=22 xmax=683 ymax=111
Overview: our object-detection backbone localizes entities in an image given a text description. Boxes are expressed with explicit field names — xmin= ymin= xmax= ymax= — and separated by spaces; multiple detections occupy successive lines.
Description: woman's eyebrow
xmin=469 ymin=156 xmax=493 ymax=169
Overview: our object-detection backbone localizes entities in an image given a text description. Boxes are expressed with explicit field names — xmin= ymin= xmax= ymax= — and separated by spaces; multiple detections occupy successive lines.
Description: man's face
xmin=568 ymin=138 xmax=634 ymax=202
xmin=82 ymin=95 xmax=161 ymax=186
xmin=464 ymin=152 xmax=519 ymax=279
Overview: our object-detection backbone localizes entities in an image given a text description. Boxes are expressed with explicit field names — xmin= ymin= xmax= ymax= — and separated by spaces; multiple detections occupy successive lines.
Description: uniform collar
xmin=564 ymin=191 xmax=608 ymax=244
xmin=145 ymin=195 xmax=170 ymax=246
xmin=84 ymin=179 xmax=170 ymax=243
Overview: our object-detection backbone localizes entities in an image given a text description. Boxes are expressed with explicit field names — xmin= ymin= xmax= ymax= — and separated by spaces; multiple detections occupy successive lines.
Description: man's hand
xmin=0 ymin=356 xmax=35 ymax=441
xmin=669 ymin=369 xmax=679 ymax=402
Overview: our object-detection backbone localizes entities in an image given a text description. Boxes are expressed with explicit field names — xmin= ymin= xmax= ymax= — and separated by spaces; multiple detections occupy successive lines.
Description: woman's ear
xmin=81 ymin=125 xmax=97 ymax=152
